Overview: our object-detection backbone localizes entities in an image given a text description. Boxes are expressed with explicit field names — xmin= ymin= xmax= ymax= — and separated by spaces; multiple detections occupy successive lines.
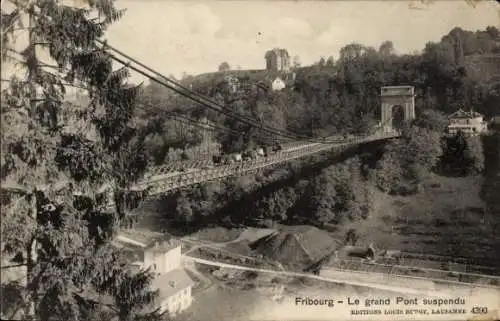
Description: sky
xmin=104 ymin=0 xmax=499 ymax=83
xmin=1 ymin=0 xmax=499 ymax=85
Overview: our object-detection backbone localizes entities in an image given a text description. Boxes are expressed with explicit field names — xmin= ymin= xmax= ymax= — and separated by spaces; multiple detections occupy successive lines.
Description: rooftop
xmin=380 ymin=86 xmax=415 ymax=96
xmin=265 ymin=48 xmax=289 ymax=57
xmin=382 ymin=85 xmax=414 ymax=89
xmin=253 ymin=225 xmax=341 ymax=270
xmin=450 ymin=109 xmax=484 ymax=119
xmin=114 ymin=228 xmax=181 ymax=252
xmin=151 ymin=268 xmax=196 ymax=300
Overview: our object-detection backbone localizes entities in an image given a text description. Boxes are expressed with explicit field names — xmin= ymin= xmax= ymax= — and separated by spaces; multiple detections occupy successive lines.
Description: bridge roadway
xmin=144 ymin=138 xmax=322 ymax=176
xmin=107 ymin=132 xmax=399 ymax=209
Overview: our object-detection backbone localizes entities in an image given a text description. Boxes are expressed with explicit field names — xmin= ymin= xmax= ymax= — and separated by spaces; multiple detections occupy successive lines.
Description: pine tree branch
xmin=5 ymin=0 xmax=28 ymax=9
xmin=5 ymin=48 xmax=22 ymax=56
xmin=2 ymin=1 xmax=163 ymax=320
xmin=0 ymin=263 xmax=27 ymax=269
xmin=1 ymin=7 xmax=21 ymax=34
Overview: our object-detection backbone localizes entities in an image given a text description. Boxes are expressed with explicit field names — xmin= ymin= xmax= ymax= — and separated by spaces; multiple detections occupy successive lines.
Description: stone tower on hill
xmin=265 ymin=48 xmax=291 ymax=72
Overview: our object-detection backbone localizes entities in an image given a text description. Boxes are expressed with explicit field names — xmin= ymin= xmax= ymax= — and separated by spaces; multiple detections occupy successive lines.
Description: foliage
xmin=412 ymin=108 xmax=449 ymax=132
xmin=325 ymin=56 xmax=335 ymax=67
xmin=174 ymin=193 xmax=195 ymax=223
xmin=246 ymin=159 xmax=373 ymax=226
xmin=1 ymin=1 xmax=164 ymax=321
xmin=169 ymin=182 xmax=225 ymax=225
xmin=441 ymin=132 xmax=485 ymax=176
xmin=299 ymin=162 xmax=369 ymax=224
xmin=218 ymin=61 xmax=231 ymax=72
xmin=372 ymin=125 xmax=442 ymax=194
xmin=480 ymin=133 xmax=500 ymax=213
xmin=345 ymin=229 xmax=359 ymax=246
xmin=463 ymin=136 xmax=485 ymax=174
xmin=255 ymin=187 xmax=298 ymax=222
xmin=371 ymin=144 xmax=407 ymax=194
xmin=403 ymin=126 xmax=443 ymax=170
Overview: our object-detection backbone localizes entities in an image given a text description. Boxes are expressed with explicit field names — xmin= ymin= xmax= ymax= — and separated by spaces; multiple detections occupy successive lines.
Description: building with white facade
xmin=271 ymin=77 xmax=286 ymax=91
xmin=223 ymin=75 xmax=240 ymax=94
xmin=447 ymin=109 xmax=488 ymax=136
xmin=113 ymin=229 xmax=195 ymax=316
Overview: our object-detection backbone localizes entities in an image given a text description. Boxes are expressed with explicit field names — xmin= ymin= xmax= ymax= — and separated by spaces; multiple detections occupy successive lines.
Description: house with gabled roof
xmin=446 ymin=109 xmax=487 ymax=136
xmin=113 ymin=229 xmax=195 ymax=316
xmin=252 ymin=225 xmax=340 ymax=272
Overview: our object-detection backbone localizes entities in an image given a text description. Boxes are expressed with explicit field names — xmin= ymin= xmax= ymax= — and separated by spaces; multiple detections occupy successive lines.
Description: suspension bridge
xmin=93 ymin=42 xmax=413 ymax=210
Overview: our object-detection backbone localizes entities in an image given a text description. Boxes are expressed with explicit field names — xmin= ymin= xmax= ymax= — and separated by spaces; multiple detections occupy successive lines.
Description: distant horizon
xmin=131 ymin=23 xmax=500 ymax=87
xmin=2 ymin=0 xmax=498 ymax=87
xmin=104 ymin=0 xmax=498 ymax=83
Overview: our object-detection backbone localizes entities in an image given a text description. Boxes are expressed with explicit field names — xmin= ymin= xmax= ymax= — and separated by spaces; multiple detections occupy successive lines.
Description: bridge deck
xmin=108 ymin=132 xmax=399 ymax=209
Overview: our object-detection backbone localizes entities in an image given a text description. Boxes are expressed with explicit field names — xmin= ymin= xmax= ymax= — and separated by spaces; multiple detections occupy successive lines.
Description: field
xmin=334 ymin=175 xmax=500 ymax=263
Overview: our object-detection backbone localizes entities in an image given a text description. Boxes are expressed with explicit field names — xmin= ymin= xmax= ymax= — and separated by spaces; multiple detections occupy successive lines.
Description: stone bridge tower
xmin=380 ymin=86 xmax=415 ymax=132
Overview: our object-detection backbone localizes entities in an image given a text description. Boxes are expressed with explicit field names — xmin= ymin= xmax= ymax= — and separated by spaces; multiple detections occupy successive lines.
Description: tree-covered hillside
xmin=135 ymin=26 xmax=500 ymax=163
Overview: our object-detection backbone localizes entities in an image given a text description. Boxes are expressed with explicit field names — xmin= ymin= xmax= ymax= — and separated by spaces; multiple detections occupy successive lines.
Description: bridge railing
xmin=107 ymin=132 xmax=399 ymax=209
xmin=144 ymin=139 xmax=323 ymax=177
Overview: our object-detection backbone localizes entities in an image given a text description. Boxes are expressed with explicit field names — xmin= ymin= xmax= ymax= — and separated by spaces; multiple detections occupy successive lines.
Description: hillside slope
xmin=338 ymin=175 xmax=499 ymax=261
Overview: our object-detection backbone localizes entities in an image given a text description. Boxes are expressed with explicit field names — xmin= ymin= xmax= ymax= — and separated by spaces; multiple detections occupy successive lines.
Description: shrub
xmin=441 ymin=132 xmax=484 ymax=176
xmin=463 ymin=136 xmax=484 ymax=174
xmin=371 ymin=125 xmax=442 ymax=195
xmin=345 ymin=228 xmax=359 ymax=245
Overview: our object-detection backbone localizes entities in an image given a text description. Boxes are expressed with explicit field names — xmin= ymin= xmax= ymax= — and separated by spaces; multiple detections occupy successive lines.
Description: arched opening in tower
xmin=392 ymin=105 xmax=405 ymax=130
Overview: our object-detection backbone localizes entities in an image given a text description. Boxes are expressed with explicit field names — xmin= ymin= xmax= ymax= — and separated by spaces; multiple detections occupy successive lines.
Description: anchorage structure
xmin=380 ymin=86 xmax=416 ymax=132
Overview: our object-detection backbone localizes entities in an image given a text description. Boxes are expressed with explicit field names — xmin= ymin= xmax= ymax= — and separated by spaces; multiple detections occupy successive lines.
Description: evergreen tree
xmin=1 ymin=1 xmax=164 ymax=320
xmin=292 ymin=55 xmax=301 ymax=69
xmin=378 ymin=40 xmax=395 ymax=57
xmin=218 ymin=61 xmax=230 ymax=72
xmin=318 ymin=57 xmax=326 ymax=68
xmin=325 ymin=56 xmax=334 ymax=67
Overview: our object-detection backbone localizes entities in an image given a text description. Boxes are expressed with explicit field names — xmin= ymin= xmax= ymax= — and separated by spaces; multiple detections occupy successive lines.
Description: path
xmin=182 ymin=256 xmax=461 ymax=296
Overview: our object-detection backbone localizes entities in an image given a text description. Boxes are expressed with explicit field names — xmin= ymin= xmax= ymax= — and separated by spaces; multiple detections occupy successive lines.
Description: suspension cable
xmin=97 ymin=40 xmax=319 ymax=142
